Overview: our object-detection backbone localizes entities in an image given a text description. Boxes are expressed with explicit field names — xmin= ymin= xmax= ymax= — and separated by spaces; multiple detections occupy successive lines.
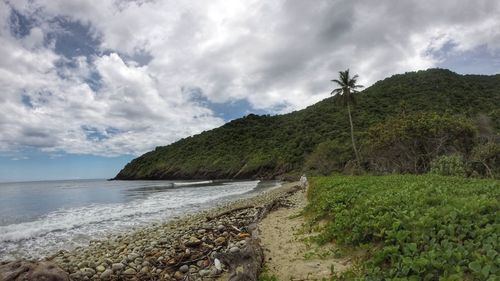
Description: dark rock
xmin=0 ymin=260 xmax=69 ymax=281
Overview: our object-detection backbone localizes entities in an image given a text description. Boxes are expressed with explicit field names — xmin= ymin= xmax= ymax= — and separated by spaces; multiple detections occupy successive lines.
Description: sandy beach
xmin=40 ymin=182 xmax=301 ymax=280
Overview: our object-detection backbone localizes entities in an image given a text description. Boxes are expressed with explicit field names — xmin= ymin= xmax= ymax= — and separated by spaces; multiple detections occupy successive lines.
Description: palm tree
xmin=331 ymin=69 xmax=363 ymax=166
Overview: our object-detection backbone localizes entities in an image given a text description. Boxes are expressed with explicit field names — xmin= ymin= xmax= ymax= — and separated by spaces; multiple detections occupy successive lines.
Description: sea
xmin=0 ymin=179 xmax=280 ymax=260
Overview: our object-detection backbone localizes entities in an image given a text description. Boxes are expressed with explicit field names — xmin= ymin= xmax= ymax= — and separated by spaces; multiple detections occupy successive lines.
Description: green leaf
xmin=469 ymin=261 xmax=482 ymax=273
xmin=481 ymin=265 xmax=491 ymax=277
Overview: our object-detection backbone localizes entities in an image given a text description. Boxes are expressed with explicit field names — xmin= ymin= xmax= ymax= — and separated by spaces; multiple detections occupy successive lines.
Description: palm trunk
xmin=347 ymin=102 xmax=361 ymax=166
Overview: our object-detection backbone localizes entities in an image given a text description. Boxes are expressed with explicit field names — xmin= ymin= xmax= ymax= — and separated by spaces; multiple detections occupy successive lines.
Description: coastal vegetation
xmin=306 ymin=175 xmax=499 ymax=280
xmin=115 ymin=68 xmax=500 ymax=180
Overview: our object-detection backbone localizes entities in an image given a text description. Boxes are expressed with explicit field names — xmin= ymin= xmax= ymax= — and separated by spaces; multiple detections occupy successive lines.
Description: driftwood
xmin=217 ymin=185 xmax=301 ymax=281
xmin=216 ymin=238 xmax=263 ymax=281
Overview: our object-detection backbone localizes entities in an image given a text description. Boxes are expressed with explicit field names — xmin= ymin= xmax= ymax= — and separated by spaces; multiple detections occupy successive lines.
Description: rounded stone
xmin=111 ymin=263 xmax=125 ymax=271
xmin=96 ymin=265 xmax=106 ymax=272
xmin=179 ymin=265 xmax=189 ymax=273
xmin=229 ymin=246 xmax=240 ymax=253
xmin=123 ymin=268 xmax=137 ymax=275
xmin=100 ymin=269 xmax=113 ymax=279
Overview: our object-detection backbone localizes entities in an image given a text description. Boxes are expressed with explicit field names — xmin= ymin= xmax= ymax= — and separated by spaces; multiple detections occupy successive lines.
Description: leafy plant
xmin=430 ymin=154 xmax=466 ymax=176
xmin=306 ymin=175 xmax=500 ymax=280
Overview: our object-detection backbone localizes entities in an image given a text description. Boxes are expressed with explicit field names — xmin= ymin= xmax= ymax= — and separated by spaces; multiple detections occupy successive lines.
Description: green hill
xmin=115 ymin=69 xmax=500 ymax=180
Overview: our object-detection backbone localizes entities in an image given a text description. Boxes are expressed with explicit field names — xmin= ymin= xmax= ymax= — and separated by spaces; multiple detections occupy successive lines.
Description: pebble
xmin=185 ymin=236 xmax=202 ymax=247
xmin=100 ymin=269 xmax=113 ymax=279
xmin=174 ymin=271 xmax=184 ymax=280
xmin=199 ymin=269 xmax=210 ymax=277
xmin=111 ymin=263 xmax=125 ymax=271
xmin=96 ymin=265 xmax=106 ymax=272
xmin=81 ymin=268 xmax=96 ymax=277
xmin=123 ymin=268 xmax=137 ymax=275
xmin=229 ymin=246 xmax=240 ymax=253
xmin=179 ymin=264 xmax=189 ymax=273
xmin=214 ymin=236 xmax=226 ymax=245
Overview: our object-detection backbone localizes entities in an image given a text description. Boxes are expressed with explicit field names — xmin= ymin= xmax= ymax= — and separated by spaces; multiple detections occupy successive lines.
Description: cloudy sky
xmin=0 ymin=0 xmax=499 ymax=181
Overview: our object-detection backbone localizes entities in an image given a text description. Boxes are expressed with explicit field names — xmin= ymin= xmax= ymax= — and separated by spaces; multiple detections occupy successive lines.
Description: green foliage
xmin=305 ymin=139 xmax=353 ymax=175
xmin=306 ymin=175 xmax=500 ymax=280
xmin=116 ymin=69 xmax=500 ymax=180
xmin=470 ymin=142 xmax=500 ymax=179
xmin=259 ymin=268 xmax=278 ymax=281
xmin=430 ymin=154 xmax=466 ymax=177
xmin=366 ymin=112 xmax=476 ymax=174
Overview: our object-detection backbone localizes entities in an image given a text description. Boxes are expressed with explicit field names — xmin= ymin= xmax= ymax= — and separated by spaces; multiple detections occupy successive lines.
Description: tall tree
xmin=331 ymin=69 xmax=363 ymax=165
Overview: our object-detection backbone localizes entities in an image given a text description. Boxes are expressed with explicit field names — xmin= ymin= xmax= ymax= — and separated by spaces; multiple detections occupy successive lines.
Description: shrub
xmin=430 ymin=154 xmax=466 ymax=176
xmin=366 ymin=112 xmax=476 ymax=174
xmin=470 ymin=142 xmax=500 ymax=179
xmin=305 ymin=139 xmax=353 ymax=175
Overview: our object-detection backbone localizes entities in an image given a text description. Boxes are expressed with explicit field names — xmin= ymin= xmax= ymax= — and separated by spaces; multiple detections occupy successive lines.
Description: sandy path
xmin=258 ymin=190 xmax=350 ymax=280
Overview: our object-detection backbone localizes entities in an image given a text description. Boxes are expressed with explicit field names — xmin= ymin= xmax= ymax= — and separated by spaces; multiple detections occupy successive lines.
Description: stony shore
xmin=31 ymin=181 xmax=301 ymax=281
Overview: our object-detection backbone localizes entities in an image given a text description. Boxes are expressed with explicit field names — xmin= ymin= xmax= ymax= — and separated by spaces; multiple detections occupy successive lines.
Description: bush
xmin=304 ymin=139 xmax=353 ymax=175
xmin=430 ymin=154 xmax=466 ymax=176
xmin=470 ymin=142 xmax=500 ymax=179
xmin=366 ymin=112 xmax=476 ymax=174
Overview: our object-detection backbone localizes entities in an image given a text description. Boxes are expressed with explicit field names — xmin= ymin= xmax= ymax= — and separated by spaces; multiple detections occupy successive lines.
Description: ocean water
xmin=0 ymin=179 xmax=280 ymax=260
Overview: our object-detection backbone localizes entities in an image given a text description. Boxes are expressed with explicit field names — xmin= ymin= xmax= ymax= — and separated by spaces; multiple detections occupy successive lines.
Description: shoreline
xmin=31 ymin=181 xmax=301 ymax=280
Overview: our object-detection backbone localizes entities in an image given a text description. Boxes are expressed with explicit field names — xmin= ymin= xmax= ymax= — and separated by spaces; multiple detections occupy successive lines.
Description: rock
xmin=217 ymin=225 xmax=225 ymax=232
xmin=0 ymin=260 xmax=70 ymax=281
xmin=214 ymin=258 xmax=222 ymax=271
xmin=229 ymin=246 xmax=240 ymax=253
xmin=185 ymin=236 xmax=202 ymax=247
xmin=214 ymin=236 xmax=226 ymax=245
xmin=100 ymin=269 xmax=113 ymax=279
xmin=174 ymin=271 xmax=184 ymax=280
xmin=140 ymin=266 xmax=149 ymax=273
xmin=82 ymin=267 xmax=96 ymax=277
xmin=69 ymin=272 xmax=83 ymax=280
xmin=199 ymin=269 xmax=210 ymax=277
xmin=179 ymin=264 xmax=189 ymax=273
xmin=211 ymin=267 xmax=221 ymax=276
xmin=123 ymin=268 xmax=137 ymax=275
xmin=111 ymin=263 xmax=125 ymax=271
xmin=96 ymin=264 xmax=106 ymax=272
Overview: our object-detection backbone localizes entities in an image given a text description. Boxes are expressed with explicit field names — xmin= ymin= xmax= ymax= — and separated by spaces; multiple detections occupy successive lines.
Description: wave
xmin=0 ymin=180 xmax=260 ymax=259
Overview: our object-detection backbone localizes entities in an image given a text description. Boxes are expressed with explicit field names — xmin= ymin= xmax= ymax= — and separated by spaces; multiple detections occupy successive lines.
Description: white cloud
xmin=0 ymin=0 xmax=499 ymax=156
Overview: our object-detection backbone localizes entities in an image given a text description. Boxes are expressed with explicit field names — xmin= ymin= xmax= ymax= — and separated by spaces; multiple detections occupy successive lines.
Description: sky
xmin=0 ymin=0 xmax=499 ymax=182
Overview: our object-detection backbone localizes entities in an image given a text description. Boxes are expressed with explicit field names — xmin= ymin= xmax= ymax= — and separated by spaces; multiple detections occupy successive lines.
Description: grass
xmin=259 ymin=267 xmax=278 ymax=281
xmin=305 ymin=175 xmax=499 ymax=281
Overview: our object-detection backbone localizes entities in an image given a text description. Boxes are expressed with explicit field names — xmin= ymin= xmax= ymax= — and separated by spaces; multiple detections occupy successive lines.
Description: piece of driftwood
xmin=216 ymin=185 xmax=301 ymax=281
xmin=216 ymin=238 xmax=263 ymax=281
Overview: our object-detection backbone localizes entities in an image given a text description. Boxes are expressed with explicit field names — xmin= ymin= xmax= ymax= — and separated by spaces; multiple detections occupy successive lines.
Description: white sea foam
xmin=0 ymin=180 xmax=260 ymax=260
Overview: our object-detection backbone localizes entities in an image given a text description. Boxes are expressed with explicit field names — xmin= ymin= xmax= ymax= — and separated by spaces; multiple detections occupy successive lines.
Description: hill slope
xmin=115 ymin=69 xmax=500 ymax=180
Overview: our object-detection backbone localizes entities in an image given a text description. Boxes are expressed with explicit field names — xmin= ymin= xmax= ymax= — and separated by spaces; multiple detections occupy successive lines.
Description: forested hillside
xmin=115 ymin=69 xmax=500 ymax=180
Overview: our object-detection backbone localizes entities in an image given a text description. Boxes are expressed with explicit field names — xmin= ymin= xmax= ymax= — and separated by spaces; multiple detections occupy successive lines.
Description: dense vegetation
xmin=115 ymin=69 xmax=500 ymax=180
xmin=306 ymin=175 xmax=499 ymax=280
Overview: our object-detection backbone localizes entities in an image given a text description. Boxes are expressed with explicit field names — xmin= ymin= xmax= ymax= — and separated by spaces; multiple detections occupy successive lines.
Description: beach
xmin=34 ymin=181 xmax=302 ymax=280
